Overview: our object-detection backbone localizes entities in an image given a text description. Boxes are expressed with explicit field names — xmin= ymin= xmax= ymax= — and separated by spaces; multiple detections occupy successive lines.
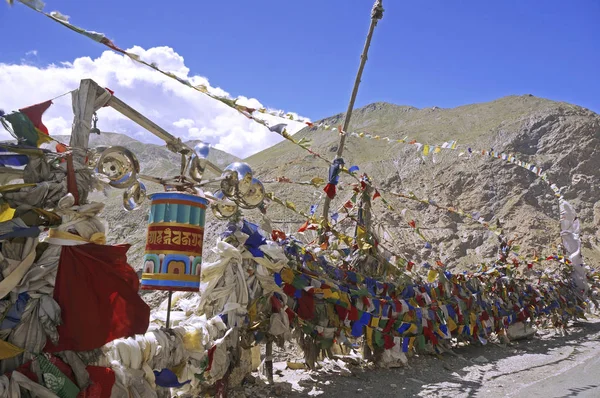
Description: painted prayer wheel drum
xmin=141 ymin=192 xmax=207 ymax=291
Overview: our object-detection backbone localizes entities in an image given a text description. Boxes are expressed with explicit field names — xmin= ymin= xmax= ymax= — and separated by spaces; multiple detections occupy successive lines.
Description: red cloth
xmin=383 ymin=334 xmax=395 ymax=349
xmin=46 ymin=244 xmax=150 ymax=352
xmin=19 ymin=100 xmax=52 ymax=135
xmin=335 ymin=304 xmax=348 ymax=321
xmin=297 ymin=291 xmax=315 ymax=320
xmin=297 ymin=220 xmax=309 ymax=233
xmin=348 ymin=306 xmax=359 ymax=321
xmin=323 ymin=183 xmax=336 ymax=199
xmin=78 ymin=367 xmax=116 ymax=398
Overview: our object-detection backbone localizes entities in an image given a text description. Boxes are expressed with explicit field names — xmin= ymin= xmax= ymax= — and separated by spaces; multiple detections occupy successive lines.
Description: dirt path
xmin=237 ymin=318 xmax=600 ymax=397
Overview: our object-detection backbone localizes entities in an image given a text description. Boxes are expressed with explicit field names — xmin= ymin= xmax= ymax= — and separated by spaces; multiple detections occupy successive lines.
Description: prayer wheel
xmin=141 ymin=192 xmax=207 ymax=291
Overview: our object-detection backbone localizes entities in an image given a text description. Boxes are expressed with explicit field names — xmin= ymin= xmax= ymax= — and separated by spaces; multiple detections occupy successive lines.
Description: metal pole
xmin=321 ymin=0 xmax=384 ymax=224
xmin=165 ymin=291 xmax=173 ymax=328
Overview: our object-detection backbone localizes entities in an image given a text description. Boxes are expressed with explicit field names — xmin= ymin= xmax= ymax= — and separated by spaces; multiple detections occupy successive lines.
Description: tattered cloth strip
xmin=45 ymin=244 xmax=150 ymax=352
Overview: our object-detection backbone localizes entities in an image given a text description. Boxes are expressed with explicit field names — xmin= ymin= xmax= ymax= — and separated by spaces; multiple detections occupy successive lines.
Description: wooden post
xmin=69 ymin=79 xmax=108 ymax=155
xmin=321 ymin=0 xmax=384 ymax=226
xmin=265 ymin=340 xmax=274 ymax=384
xmin=69 ymin=79 xmax=112 ymax=203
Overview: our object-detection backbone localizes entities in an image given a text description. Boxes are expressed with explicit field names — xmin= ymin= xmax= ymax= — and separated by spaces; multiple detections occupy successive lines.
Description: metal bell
xmin=123 ymin=181 xmax=147 ymax=211
xmin=220 ymin=162 xmax=253 ymax=198
xmin=211 ymin=190 xmax=238 ymax=219
xmin=189 ymin=142 xmax=211 ymax=182
xmin=96 ymin=146 xmax=140 ymax=189
xmin=238 ymin=178 xmax=265 ymax=209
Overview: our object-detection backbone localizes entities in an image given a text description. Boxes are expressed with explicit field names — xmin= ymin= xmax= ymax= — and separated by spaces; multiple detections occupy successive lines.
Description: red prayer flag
xmin=323 ymin=183 xmax=336 ymax=199
xmin=348 ymin=306 xmax=359 ymax=321
xmin=19 ymin=100 xmax=52 ymax=135
xmin=297 ymin=220 xmax=309 ymax=233
xmin=383 ymin=334 xmax=395 ymax=349
xmin=46 ymin=244 xmax=150 ymax=352
xmin=297 ymin=291 xmax=315 ymax=320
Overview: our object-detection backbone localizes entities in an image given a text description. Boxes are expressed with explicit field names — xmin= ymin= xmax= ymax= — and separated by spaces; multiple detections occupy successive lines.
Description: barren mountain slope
xmin=246 ymin=95 xmax=600 ymax=268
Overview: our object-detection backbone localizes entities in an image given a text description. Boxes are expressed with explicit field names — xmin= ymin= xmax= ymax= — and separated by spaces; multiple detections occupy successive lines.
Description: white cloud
xmin=173 ymin=118 xmax=195 ymax=129
xmin=25 ymin=50 xmax=38 ymax=56
xmin=0 ymin=46 xmax=309 ymax=158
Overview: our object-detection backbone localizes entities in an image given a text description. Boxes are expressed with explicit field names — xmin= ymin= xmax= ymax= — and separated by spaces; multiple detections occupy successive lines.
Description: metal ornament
xmin=220 ymin=162 xmax=253 ymax=198
xmin=189 ymin=142 xmax=211 ymax=182
xmin=123 ymin=180 xmax=147 ymax=211
xmin=90 ymin=112 xmax=101 ymax=135
xmin=211 ymin=190 xmax=239 ymax=219
xmin=238 ymin=178 xmax=265 ymax=209
xmin=96 ymin=146 xmax=140 ymax=188
xmin=87 ymin=145 xmax=108 ymax=169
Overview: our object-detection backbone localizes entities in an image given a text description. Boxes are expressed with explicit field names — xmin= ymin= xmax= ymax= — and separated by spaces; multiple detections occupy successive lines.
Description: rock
xmin=473 ymin=356 xmax=489 ymax=364
xmin=272 ymin=382 xmax=293 ymax=396
xmin=507 ymin=322 xmax=537 ymax=340
xmin=286 ymin=361 xmax=306 ymax=370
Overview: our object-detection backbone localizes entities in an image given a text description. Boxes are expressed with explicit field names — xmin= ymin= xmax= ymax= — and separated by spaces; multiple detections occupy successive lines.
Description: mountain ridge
xmin=82 ymin=95 xmax=599 ymax=308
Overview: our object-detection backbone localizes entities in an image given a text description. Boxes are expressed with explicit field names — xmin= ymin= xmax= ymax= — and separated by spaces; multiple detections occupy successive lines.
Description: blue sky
xmin=1 ymin=0 xmax=599 ymax=121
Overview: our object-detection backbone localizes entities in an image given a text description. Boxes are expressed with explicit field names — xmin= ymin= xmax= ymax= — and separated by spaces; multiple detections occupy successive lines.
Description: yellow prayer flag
xmin=434 ymin=146 xmax=441 ymax=153
xmin=281 ymin=268 xmax=295 ymax=284
xmin=370 ymin=316 xmax=380 ymax=328
xmin=423 ymin=145 xmax=430 ymax=156
xmin=310 ymin=177 xmax=325 ymax=187
xmin=470 ymin=312 xmax=477 ymax=325
xmin=0 ymin=203 xmax=15 ymax=222
xmin=339 ymin=292 xmax=351 ymax=308
xmin=408 ymin=337 xmax=416 ymax=350
xmin=447 ymin=317 xmax=458 ymax=332
xmin=0 ymin=340 xmax=24 ymax=360
xmin=247 ymin=300 xmax=258 ymax=323
xmin=427 ymin=269 xmax=439 ymax=283
xmin=366 ymin=326 xmax=374 ymax=351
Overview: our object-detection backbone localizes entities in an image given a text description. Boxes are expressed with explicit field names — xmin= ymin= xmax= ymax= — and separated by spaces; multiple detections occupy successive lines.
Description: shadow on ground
xmin=274 ymin=320 xmax=600 ymax=398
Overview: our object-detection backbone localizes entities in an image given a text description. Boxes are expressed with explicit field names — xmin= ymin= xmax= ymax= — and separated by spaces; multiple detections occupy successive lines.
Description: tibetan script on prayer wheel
xmin=141 ymin=192 xmax=207 ymax=292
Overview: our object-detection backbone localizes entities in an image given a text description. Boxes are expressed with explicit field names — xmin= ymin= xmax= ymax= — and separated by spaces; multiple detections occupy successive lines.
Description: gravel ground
xmin=231 ymin=318 xmax=600 ymax=398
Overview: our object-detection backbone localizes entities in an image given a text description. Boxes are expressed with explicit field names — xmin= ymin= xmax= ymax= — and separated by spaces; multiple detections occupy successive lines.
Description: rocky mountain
xmin=88 ymin=96 xmax=600 ymax=304
xmin=246 ymin=95 xmax=600 ymax=268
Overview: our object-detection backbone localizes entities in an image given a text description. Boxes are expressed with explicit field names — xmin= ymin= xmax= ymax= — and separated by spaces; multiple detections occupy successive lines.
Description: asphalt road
xmin=513 ymin=344 xmax=600 ymax=398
